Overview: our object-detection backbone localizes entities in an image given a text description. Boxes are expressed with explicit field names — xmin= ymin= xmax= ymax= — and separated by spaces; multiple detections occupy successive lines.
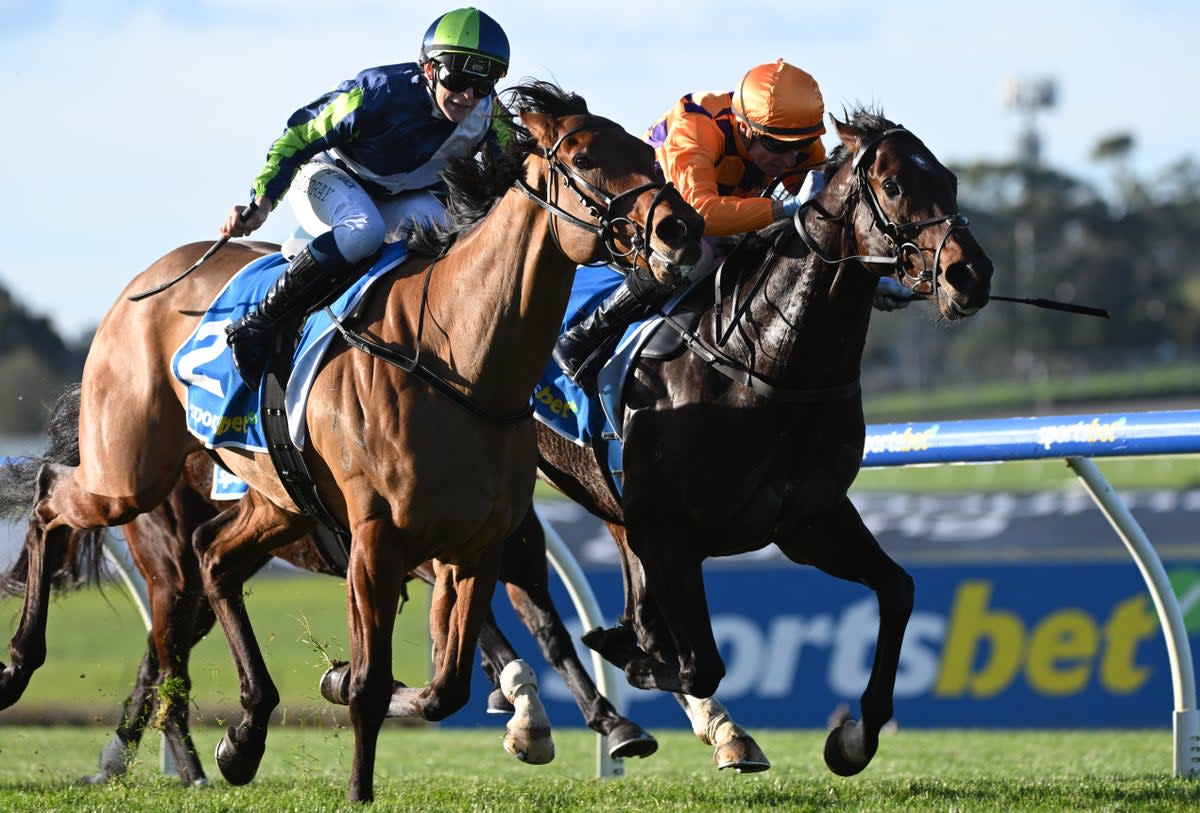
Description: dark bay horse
xmin=536 ymin=109 xmax=995 ymax=777
xmin=0 ymin=81 xmax=703 ymax=802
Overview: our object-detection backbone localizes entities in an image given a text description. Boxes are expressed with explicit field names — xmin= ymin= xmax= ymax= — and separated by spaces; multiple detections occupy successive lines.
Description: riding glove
xmin=873 ymin=276 xmax=918 ymax=311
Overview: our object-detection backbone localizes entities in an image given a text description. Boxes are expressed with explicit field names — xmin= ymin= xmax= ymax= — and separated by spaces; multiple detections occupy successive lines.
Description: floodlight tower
xmin=1002 ymin=76 xmax=1058 ymax=167
xmin=1001 ymin=77 xmax=1058 ymax=400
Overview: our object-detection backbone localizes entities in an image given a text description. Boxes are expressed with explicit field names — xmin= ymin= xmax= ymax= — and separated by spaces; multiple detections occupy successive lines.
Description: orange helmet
xmin=732 ymin=59 xmax=825 ymax=141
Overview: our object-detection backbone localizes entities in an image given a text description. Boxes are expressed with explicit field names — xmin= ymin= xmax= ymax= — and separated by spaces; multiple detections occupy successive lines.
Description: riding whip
xmin=988 ymin=294 xmax=1109 ymax=319
xmin=914 ymin=290 xmax=1108 ymax=319
xmin=127 ymin=200 xmax=259 ymax=301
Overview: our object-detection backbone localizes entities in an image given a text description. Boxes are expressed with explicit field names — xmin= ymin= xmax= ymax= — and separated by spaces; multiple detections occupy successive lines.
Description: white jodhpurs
xmin=288 ymin=161 xmax=447 ymax=264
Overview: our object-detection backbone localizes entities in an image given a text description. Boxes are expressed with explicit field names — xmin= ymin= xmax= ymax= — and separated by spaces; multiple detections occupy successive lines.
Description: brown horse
xmin=27 ymin=448 xmax=654 ymax=787
xmin=1 ymin=426 xmax=761 ymax=784
xmin=0 ymin=81 xmax=703 ymax=802
xmin=535 ymin=109 xmax=995 ymax=777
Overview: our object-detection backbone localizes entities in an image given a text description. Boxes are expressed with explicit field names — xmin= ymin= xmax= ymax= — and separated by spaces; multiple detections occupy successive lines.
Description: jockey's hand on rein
xmin=872 ymin=276 xmax=918 ymax=312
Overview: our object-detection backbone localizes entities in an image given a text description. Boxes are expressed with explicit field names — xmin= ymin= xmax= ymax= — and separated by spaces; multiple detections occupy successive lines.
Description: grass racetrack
xmin=4 ymin=459 xmax=1200 ymax=811
xmin=0 ymin=727 xmax=1198 ymax=811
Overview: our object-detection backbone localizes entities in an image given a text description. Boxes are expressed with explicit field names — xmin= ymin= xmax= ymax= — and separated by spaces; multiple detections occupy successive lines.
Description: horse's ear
xmin=833 ymin=115 xmax=866 ymax=154
xmin=519 ymin=110 xmax=558 ymax=147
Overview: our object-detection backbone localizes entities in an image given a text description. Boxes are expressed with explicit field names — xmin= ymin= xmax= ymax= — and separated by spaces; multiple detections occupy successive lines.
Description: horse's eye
xmin=882 ymin=179 xmax=901 ymax=197
xmin=572 ymin=153 xmax=595 ymax=170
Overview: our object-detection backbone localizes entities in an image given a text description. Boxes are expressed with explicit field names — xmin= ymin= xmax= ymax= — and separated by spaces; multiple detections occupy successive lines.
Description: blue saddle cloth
xmin=170 ymin=242 xmax=409 ymax=452
xmin=532 ymin=264 xmax=697 ymax=496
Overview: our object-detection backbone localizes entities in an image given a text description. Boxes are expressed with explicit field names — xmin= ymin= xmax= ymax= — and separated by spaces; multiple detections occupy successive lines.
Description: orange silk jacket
xmin=644 ymin=90 xmax=826 ymax=237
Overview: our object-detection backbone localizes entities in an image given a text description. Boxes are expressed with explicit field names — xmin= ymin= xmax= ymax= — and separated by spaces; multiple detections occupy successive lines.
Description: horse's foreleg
xmin=580 ymin=524 xmax=691 ymax=694
xmin=500 ymin=511 xmax=656 ymax=759
xmin=675 ymin=693 xmax=770 ymax=773
xmin=195 ymin=497 xmax=301 ymax=787
xmin=389 ymin=542 xmax=554 ymax=767
xmin=340 ymin=520 xmax=408 ymax=803
xmin=623 ymin=527 xmax=723 ymax=699
xmin=475 ymin=609 xmax=522 ymax=713
xmin=778 ymin=497 xmax=913 ymax=777
xmin=822 ymin=552 xmax=911 ymax=777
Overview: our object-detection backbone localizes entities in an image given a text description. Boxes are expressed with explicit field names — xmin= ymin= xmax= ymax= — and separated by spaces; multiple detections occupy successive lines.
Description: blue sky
xmin=2 ymin=0 xmax=1196 ymax=339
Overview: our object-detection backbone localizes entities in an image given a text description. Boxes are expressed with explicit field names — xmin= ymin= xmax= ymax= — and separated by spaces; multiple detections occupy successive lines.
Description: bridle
xmin=794 ymin=126 xmax=969 ymax=301
xmin=658 ymin=126 xmax=973 ymax=403
xmin=514 ymin=120 xmax=678 ymax=274
xmin=324 ymin=119 xmax=681 ymax=425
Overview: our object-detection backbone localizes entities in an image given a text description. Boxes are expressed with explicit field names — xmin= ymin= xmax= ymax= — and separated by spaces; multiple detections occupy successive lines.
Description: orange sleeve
xmin=657 ymin=112 xmax=777 ymax=237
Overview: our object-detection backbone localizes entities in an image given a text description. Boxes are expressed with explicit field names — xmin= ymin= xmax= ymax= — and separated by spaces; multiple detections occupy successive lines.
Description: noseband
xmin=515 ymin=121 xmax=677 ymax=273
xmin=795 ymin=127 xmax=969 ymax=300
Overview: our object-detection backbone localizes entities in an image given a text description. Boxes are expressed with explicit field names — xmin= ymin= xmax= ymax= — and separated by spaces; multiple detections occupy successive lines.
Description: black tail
xmin=0 ymin=383 xmax=107 ymax=596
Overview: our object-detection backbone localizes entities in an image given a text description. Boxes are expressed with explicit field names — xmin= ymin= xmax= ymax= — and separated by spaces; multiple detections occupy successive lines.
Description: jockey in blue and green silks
xmin=219 ymin=6 xmax=513 ymax=388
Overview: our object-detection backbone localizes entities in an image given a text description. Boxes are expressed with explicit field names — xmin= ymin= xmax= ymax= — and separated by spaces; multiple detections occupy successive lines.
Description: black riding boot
xmin=225 ymin=240 xmax=353 ymax=387
xmin=553 ymin=270 xmax=671 ymax=396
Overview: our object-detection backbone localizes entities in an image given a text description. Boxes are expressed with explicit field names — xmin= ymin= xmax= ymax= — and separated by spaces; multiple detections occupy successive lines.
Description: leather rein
xmin=663 ymin=127 xmax=966 ymax=403
xmin=325 ymin=121 xmax=674 ymax=424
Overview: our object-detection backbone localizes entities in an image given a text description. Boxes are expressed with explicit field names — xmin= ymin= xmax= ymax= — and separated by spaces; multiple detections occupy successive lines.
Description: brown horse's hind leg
xmin=776 ymin=496 xmax=913 ymax=777
xmin=93 ymin=488 xmax=238 ymax=788
xmin=0 ymin=463 xmax=149 ymax=709
xmin=194 ymin=492 xmax=309 ymax=787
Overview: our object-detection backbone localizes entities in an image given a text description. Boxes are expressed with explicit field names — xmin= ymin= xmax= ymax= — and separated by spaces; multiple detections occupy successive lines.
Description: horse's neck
xmin=724 ymin=216 xmax=872 ymax=388
xmin=402 ymin=192 xmax=577 ymax=401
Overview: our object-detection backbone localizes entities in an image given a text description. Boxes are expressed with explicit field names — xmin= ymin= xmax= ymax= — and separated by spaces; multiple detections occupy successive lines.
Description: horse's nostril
xmin=654 ymin=216 xmax=687 ymax=246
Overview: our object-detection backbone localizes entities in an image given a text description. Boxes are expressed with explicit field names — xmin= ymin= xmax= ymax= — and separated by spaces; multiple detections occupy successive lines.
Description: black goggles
xmin=435 ymin=62 xmax=497 ymax=97
xmin=757 ymin=134 xmax=817 ymax=155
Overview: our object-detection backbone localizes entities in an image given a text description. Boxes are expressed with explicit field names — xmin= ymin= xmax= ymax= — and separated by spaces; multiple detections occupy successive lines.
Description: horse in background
xmin=0 ymin=81 xmax=703 ymax=802
xmin=535 ymin=108 xmax=994 ymax=778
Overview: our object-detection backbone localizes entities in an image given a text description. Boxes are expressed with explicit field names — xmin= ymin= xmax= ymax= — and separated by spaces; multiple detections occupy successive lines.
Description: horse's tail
xmin=0 ymin=383 xmax=107 ymax=596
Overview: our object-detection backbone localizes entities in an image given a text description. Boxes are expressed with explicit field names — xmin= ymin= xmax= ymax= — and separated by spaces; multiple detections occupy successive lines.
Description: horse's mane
xmin=407 ymin=80 xmax=592 ymax=258
xmin=824 ymin=105 xmax=896 ymax=176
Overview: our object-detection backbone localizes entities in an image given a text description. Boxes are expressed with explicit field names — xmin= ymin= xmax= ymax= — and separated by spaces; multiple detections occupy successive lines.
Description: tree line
xmin=1 ymin=148 xmax=1197 ymax=435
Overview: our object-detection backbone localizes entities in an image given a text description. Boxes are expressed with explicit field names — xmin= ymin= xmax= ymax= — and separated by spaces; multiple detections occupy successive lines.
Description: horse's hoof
xmin=580 ymin=626 xmax=608 ymax=652
xmin=714 ymin=733 xmax=771 ymax=773
xmin=623 ymin=658 xmax=683 ymax=693
xmin=487 ymin=687 xmax=514 ymax=714
xmin=606 ymin=721 xmax=658 ymax=759
xmin=319 ymin=660 xmax=351 ymax=705
xmin=823 ymin=719 xmax=875 ymax=777
xmin=581 ymin=624 xmax=642 ymax=670
xmin=214 ymin=728 xmax=264 ymax=786
xmin=0 ymin=665 xmax=28 ymax=711
xmin=504 ymin=727 xmax=556 ymax=765
xmin=321 ymin=660 xmax=407 ymax=707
